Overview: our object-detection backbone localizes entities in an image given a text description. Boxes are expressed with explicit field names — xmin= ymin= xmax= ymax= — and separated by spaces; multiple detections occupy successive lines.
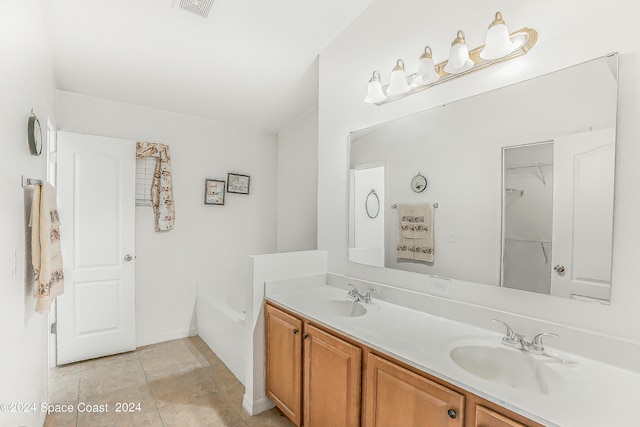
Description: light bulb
xmin=413 ymin=46 xmax=440 ymax=86
xmin=444 ymin=31 xmax=473 ymax=74
xmin=480 ymin=12 xmax=520 ymax=60
xmin=387 ymin=59 xmax=410 ymax=96
xmin=364 ymin=71 xmax=386 ymax=104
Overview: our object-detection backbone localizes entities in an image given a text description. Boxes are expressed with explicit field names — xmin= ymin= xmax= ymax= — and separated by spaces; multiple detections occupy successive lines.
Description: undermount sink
xmin=449 ymin=345 xmax=567 ymax=395
xmin=318 ymin=300 xmax=367 ymax=317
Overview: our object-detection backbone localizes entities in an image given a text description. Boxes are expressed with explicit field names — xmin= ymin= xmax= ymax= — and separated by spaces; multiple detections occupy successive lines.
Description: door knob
xmin=124 ymin=254 xmax=133 ymax=262
xmin=554 ymin=264 xmax=565 ymax=274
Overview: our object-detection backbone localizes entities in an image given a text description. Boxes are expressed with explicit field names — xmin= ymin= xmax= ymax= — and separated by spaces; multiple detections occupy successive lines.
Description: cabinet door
xmin=265 ymin=304 xmax=303 ymax=427
xmin=475 ymin=406 xmax=528 ymax=427
xmin=365 ymin=353 xmax=464 ymax=427
xmin=304 ymin=323 xmax=362 ymax=427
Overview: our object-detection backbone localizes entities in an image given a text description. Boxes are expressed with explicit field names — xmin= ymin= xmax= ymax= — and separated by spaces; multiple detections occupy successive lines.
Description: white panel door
xmin=551 ymin=127 xmax=615 ymax=300
xmin=57 ymin=131 xmax=136 ymax=364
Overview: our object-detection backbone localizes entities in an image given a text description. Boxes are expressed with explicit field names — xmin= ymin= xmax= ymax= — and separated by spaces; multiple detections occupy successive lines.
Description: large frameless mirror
xmin=349 ymin=54 xmax=618 ymax=302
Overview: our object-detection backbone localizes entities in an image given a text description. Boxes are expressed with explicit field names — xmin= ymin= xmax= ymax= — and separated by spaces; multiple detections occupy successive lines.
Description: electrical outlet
xmin=427 ymin=280 xmax=449 ymax=296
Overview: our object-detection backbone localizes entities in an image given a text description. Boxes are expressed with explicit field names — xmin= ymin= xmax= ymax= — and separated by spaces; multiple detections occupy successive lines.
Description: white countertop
xmin=265 ymin=284 xmax=640 ymax=427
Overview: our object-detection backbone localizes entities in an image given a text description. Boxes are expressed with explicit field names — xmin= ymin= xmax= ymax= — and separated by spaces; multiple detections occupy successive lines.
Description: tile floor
xmin=45 ymin=336 xmax=295 ymax=427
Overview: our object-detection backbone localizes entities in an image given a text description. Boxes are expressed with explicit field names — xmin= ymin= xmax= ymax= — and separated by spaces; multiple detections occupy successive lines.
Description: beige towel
xmin=399 ymin=203 xmax=431 ymax=238
xmin=30 ymin=183 xmax=65 ymax=313
xmin=396 ymin=203 xmax=434 ymax=262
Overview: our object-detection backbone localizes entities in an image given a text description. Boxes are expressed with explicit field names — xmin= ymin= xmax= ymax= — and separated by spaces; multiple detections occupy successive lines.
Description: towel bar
xmin=391 ymin=203 xmax=438 ymax=209
xmin=21 ymin=175 xmax=43 ymax=187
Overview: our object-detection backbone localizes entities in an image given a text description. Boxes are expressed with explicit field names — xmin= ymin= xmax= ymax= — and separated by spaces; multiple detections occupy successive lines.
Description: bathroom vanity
xmin=263 ymin=280 xmax=640 ymax=427
xmin=265 ymin=301 xmax=540 ymax=427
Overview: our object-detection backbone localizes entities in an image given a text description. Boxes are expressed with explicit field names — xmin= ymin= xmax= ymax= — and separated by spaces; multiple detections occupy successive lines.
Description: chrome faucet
xmin=492 ymin=319 xmax=523 ymax=348
xmin=521 ymin=332 xmax=559 ymax=355
xmin=347 ymin=284 xmax=376 ymax=303
xmin=492 ymin=319 xmax=558 ymax=355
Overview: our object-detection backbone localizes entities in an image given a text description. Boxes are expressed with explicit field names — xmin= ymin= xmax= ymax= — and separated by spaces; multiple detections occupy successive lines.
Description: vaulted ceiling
xmin=40 ymin=0 xmax=374 ymax=132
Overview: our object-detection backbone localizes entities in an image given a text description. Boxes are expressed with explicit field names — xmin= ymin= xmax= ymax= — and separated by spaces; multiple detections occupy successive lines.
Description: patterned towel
xmin=136 ymin=142 xmax=175 ymax=232
xmin=30 ymin=183 xmax=65 ymax=313
xmin=397 ymin=203 xmax=434 ymax=262
xmin=399 ymin=203 xmax=431 ymax=238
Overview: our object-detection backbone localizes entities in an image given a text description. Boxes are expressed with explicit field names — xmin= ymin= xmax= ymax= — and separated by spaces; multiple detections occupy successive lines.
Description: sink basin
xmin=317 ymin=300 xmax=367 ymax=317
xmin=450 ymin=345 xmax=566 ymax=395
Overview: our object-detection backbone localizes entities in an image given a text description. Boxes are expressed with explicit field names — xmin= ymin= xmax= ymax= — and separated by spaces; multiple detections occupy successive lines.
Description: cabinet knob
xmin=293 ymin=328 xmax=299 ymax=335
xmin=303 ymin=334 xmax=309 ymax=340
xmin=447 ymin=409 xmax=457 ymax=419
xmin=554 ymin=264 xmax=565 ymax=274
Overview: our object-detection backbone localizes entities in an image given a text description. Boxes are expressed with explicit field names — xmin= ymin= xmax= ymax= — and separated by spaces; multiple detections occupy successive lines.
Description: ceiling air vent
xmin=179 ymin=0 xmax=214 ymax=19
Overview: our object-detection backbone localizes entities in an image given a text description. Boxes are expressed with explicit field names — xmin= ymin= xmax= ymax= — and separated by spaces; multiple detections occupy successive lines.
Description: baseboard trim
xmin=242 ymin=394 xmax=274 ymax=416
xmin=136 ymin=327 xmax=197 ymax=348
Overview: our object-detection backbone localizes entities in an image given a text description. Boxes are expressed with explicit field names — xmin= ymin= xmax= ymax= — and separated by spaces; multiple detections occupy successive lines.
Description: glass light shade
xmin=386 ymin=59 xmax=410 ymax=96
xmin=413 ymin=46 xmax=440 ymax=86
xmin=480 ymin=12 xmax=520 ymax=59
xmin=364 ymin=72 xmax=386 ymax=104
xmin=444 ymin=31 xmax=473 ymax=74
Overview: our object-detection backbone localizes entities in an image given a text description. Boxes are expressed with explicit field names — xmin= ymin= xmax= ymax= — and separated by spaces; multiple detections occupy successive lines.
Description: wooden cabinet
xmin=265 ymin=303 xmax=362 ymax=427
xmin=265 ymin=303 xmax=303 ymax=426
xmin=265 ymin=301 xmax=541 ymax=427
xmin=475 ymin=406 xmax=528 ymax=427
xmin=304 ymin=323 xmax=361 ymax=427
xmin=365 ymin=353 xmax=464 ymax=427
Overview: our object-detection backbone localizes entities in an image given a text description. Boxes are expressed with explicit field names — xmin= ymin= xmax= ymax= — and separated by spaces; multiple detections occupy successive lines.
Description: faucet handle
xmin=363 ymin=288 xmax=377 ymax=303
xmin=530 ymin=332 xmax=558 ymax=352
xmin=347 ymin=284 xmax=359 ymax=299
xmin=492 ymin=319 xmax=522 ymax=347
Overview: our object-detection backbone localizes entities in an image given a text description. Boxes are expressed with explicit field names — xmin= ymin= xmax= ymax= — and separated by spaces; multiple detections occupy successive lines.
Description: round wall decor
xmin=27 ymin=110 xmax=42 ymax=156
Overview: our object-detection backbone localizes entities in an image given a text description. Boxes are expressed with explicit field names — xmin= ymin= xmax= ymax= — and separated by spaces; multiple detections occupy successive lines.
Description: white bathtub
xmin=196 ymin=289 xmax=247 ymax=386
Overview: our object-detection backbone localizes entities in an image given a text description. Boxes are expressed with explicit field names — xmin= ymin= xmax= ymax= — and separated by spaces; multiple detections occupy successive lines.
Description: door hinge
xmin=50 ymin=322 xmax=57 ymax=334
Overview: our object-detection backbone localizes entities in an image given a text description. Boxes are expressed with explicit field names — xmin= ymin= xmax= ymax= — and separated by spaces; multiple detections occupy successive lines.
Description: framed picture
xmin=227 ymin=173 xmax=250 ymax=195
xmin=204 ymin=179 xmax=225 ymax=205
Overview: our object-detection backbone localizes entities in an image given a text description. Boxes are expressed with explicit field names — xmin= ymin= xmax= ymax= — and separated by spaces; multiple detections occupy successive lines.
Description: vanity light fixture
xmin=364 ymin=12 xmax=537 ymax=105
xmin=386 ymin=59 xmax=411 ymax=96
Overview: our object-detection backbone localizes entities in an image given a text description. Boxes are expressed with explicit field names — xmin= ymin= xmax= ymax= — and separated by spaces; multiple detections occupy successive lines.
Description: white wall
xmin=55 ymin=90 xmax=278 ymax=346
xmin=276 ymin=107 xmax=318 ymax=253
xmin=0 ymin=2 xmax=56 ymax=426
xmin=318 ymin=0 xmax=640 ymax=346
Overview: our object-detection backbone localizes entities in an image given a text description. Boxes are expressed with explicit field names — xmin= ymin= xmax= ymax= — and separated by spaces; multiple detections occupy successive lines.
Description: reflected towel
xmin=30 ymin=183 xmax=65 ymax=313
xmin=396 ymin=203 xmax=434 ymax=262
xmin=399 ymin=203 xmax=431 ymax=238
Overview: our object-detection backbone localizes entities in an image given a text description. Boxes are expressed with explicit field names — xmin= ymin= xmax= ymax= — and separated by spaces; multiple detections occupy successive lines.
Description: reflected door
xmin=551 ymin=127 xmax=615 ymax=300
xmin=57 ymin=132 xmax=136 ymax=364
xmin=350 ymin=166 xmax=385 ymax=267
